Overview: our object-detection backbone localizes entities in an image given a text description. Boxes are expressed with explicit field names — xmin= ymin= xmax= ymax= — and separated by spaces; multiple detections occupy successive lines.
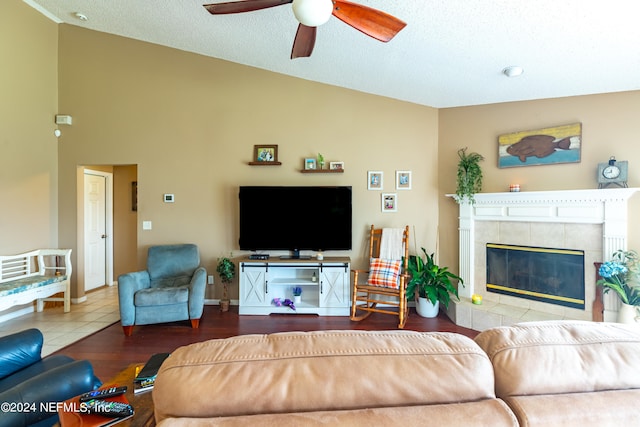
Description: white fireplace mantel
xmin=447 ymin=188 xmax=639 ymax=321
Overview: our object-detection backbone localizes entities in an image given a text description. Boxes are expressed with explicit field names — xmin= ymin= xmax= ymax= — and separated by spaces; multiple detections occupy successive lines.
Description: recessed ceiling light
xmin=502 ymin=66 xmax=524 ymax=77
xmin=74 ymin=12 xmax=88 ymax=21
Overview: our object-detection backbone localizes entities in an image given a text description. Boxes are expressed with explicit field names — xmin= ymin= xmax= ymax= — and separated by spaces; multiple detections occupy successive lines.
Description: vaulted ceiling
xmin=27 ymin=0 xmax=640 ymax=108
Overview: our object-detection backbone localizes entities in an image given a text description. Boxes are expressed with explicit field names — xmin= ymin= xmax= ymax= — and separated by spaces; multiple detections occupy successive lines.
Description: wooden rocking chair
xmin=350 ymin=225 xmax=409 ymax=329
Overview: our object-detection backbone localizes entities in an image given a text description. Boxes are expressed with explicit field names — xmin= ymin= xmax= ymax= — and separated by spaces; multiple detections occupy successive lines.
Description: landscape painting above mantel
xmin=498 ymin=123 xmax=582 ymax=168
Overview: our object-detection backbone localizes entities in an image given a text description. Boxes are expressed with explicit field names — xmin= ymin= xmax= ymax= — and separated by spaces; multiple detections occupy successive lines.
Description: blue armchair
xmin=0 ymin=328 xmax=101 ymax=427
xmin=118 ymin=244 xmax=207 ymax=336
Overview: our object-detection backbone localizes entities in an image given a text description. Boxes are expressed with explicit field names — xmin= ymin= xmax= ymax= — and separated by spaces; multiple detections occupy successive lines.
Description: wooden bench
xmin=0 ymin=249 xmax=72 ymax=313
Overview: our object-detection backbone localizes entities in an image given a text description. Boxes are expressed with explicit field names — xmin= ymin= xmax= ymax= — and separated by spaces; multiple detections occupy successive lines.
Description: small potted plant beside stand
xmin=216 ymin=255 xmax=236 ymax=312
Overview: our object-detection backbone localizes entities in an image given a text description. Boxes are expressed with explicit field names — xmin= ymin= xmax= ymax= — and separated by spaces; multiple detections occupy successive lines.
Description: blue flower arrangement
xmin=598 ymin=250 xmax=640 ymax=306
xmin=293 ymin=286 xmax=302 ymax=297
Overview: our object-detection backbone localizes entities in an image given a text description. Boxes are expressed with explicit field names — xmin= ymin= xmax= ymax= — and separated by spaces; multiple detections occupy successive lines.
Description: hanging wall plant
xmin=456 ymin=147 xmax=484 ymax=204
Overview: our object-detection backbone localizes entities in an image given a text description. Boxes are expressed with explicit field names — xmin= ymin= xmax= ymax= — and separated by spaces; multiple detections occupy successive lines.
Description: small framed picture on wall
xmin=304 ymin=158 xmax=317 ymax=170
xmin=395 ymin=170 xmax=412 ymax=190
xmin=382 ymin=193 xmax=397 ymax=212
xmin=253 ymin=145 xmax=278 ymax=162
xmin=368 ymin=171 xmax=383 ymax=190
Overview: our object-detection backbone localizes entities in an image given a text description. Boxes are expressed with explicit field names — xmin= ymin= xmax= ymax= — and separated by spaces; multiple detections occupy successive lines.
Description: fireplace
xmin=486 ymin=243 xmax=585 ymax=309
xmin=446 ymin=188 xmax=639 ymax=330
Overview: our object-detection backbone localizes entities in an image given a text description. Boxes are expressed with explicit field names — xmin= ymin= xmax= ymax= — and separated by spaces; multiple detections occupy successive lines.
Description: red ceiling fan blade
xmin=331 ymin=0 xmax=406 ymax=42
xmin=204 ymin=0 xmax=292 ymax=14
xmin=291 ymin=24 xmax=317 ymax=59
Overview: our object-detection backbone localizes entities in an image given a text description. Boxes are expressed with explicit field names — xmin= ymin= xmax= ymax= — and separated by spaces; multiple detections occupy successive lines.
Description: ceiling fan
xmin=203 ymin=0 xmax=406 ymax=59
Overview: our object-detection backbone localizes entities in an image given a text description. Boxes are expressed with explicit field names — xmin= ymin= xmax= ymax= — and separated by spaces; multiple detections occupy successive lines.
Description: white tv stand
xmin=238 ymin=256 xmax=350 ymax=315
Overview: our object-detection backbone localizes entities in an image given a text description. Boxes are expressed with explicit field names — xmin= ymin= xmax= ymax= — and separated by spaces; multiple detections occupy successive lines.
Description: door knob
xmin=101 ymin=234 xmax=107 ymax=239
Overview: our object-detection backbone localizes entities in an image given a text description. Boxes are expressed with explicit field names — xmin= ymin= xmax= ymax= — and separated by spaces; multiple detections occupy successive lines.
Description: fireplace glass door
xmin=486 ymin=243 xmax=585 ymax=309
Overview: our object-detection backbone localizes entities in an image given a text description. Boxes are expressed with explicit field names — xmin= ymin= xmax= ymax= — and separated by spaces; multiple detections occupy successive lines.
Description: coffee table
xmin=57 ymin=363 xmax=155 ymax=427
xmin=108 ymin=364 xmax=155 ymax=426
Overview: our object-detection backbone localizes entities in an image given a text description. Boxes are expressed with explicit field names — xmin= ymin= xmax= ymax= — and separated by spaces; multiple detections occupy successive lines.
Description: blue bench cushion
xmin=0 ymin=275 xmax=67 ymax=298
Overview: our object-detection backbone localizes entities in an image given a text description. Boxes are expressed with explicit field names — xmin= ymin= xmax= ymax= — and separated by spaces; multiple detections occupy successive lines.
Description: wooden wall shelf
xmin=248 ymin=162 xmax=281 ymax=166
xmin=300 ymin=169 xmax=344 ymax=174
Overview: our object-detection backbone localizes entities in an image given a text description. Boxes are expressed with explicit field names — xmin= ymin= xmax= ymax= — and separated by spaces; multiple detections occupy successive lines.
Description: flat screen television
xmin=238 ymin=186 xmax=352 ymax=257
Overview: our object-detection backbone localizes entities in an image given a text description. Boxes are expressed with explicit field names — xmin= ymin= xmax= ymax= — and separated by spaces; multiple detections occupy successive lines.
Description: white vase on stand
xmin=416 ymin=297 xmax=439 ymax=318
xmin=617 ymin=303 xmax=640 ymax=324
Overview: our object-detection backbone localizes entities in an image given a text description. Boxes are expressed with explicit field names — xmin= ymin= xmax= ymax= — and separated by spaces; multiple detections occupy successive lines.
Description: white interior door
xmin=84 ymin=172 xmax=107 ymax=291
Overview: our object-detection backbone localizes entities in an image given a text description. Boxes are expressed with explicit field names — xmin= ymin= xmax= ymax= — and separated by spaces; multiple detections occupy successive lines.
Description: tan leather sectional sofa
xmin=153 ymin=321 xmax=640 ymax=426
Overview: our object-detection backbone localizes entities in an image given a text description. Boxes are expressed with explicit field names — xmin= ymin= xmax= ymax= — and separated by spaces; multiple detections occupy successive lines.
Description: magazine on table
xmin=133 ymin=352 xmax=171 ymax=394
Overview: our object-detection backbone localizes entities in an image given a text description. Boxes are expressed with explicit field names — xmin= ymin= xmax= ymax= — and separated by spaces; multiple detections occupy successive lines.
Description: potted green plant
xmin=405 ymin=248 xmax=464 ymax=318
xmin=216 ymin=255 xmax=236 ymax=312
xmin=598 ymin=249 xmax=640 ymax=324
xmin=456 ymin=147 xmax=484 ymax=204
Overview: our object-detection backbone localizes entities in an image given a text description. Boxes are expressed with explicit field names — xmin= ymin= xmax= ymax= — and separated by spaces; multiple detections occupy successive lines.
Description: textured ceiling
xmin=26 ymin=0 xmax=640 ymax=108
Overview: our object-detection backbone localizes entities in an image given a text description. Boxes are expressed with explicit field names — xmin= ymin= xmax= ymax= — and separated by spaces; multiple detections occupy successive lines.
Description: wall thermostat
xmin=163 ymin=194 xmax=175 ymax=203
xmin=55 ymin=115 xmax=73 ymax=125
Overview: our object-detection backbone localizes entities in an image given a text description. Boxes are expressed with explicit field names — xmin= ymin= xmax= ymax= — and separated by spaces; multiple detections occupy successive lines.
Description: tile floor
xmin=0 ymin=285 xmax=120 ymax=356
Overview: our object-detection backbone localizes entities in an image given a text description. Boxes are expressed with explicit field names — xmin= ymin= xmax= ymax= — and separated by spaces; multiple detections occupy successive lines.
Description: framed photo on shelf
xmin=253 ymin=145 xmax=278 ymax=162
xmin=395 ymin=170 xmax=412 ymax=190
xmin=330 ymin=161 xmax=344 ymax=170
xmin=367 ymin=171 xmax=383 ymax=190
xmin=382 ymin=193 xmax=397 ymax=212
xmin=304 ymin=158 xmax=317 ymax=170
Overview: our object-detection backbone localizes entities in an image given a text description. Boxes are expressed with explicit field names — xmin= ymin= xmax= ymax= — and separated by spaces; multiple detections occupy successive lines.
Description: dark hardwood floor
xmin=53 ymin=305 xmax=478 ymax=382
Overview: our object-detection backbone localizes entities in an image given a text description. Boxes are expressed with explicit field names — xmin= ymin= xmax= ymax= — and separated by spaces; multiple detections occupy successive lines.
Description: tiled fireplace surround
xmin=445 ymin=188 xmax=639 ymax=331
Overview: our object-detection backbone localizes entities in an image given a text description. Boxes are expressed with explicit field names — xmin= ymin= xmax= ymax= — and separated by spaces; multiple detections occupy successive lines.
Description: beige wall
xmin=438 ymin=92 xmax=640 ymax=278
xmin=0 ymin=0 xmax=58 ymax=254
xmin=56 ymin=25 xmax=439 ymax=300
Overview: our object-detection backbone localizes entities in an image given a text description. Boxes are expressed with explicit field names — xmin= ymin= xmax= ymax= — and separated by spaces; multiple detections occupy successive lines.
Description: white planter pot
xmin=293 ymin=295 xmax=302 ymax=304
xmin=617 ymin=302 xmax=640 ymax=324
xmin=416 ymin=297 xmax=439 ymax=318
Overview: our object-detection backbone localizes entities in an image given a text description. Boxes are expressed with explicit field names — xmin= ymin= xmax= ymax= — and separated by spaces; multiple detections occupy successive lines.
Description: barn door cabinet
xmin=238 ymin=257 xmax=350 ymax=315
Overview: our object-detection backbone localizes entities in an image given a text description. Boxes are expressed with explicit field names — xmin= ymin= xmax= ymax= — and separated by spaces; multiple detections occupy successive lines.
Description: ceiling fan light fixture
xmin=292 ymin=0 xmax=333 ymax=27
xmin=74 ymin=12 xmax=88 ymax=21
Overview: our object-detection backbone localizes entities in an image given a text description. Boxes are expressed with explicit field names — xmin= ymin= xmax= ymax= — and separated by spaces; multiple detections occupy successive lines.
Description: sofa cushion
xmin=150 ymin=275 xmax=192 ymax=289
xmin=147 ymin=244 xmax=199 ymax=282
xmin=474 ymin=320 xmax=640 ymax=397
xmin=502 ymin=389 xmax=640 ymax=427
xmin=0 ymin=355 xmax=75 ymax=392
xmin=156 ymin=399 xmax=518 ymax=427
xmin=135 ymin=286 xmax=189 ymax=307
xmin=154 ymin=330 xmax=500 ymax=423
xmin=0 ymin=329 xmax=42 ymax=380
xmin=0 ymin=359 xmax=101 ymax=427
